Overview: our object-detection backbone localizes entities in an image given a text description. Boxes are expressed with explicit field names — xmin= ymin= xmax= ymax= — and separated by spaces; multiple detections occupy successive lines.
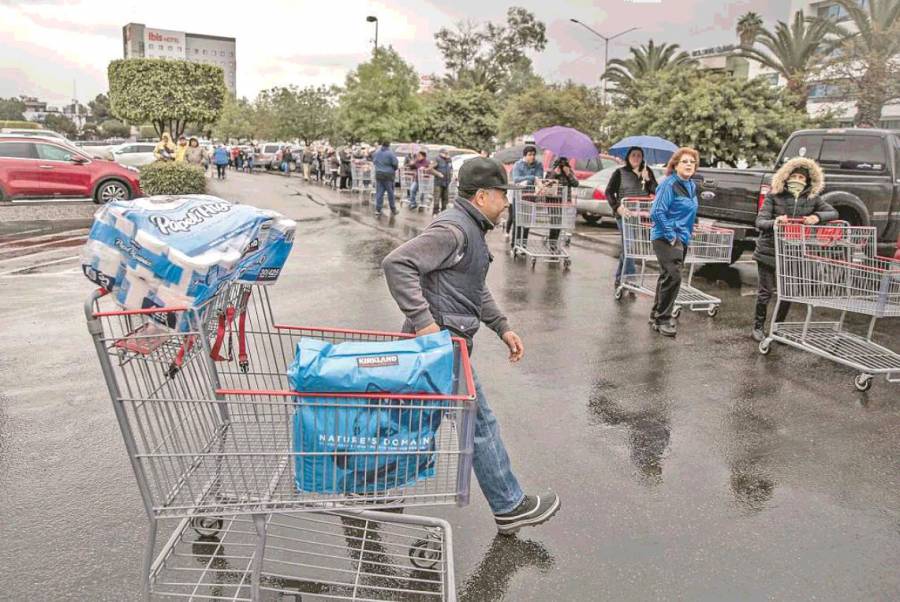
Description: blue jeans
xmin=472 ymin=370 xmax=525 ymax=514
xmin=408 ymin=181 xmax=419 ymax=208
xmin=615 ymin=216 xmax=635 ymax=284
xmin=375 ymin=177 xmax=395 ymax=212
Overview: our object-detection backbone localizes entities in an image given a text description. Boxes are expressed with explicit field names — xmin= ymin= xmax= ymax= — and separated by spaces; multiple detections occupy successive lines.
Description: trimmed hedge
xmin=139 ymin=161 xmax=207 ymax=196
xmin=0 ymin=120 xmax=40 ymax=130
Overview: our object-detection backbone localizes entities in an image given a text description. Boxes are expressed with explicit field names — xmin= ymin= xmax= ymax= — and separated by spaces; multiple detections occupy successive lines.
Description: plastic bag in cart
xmin=287 ymin=331 xmax=455 ymax=494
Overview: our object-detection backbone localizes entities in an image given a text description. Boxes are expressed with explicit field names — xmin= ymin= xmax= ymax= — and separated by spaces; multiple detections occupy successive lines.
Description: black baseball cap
xmin=458 ymin=157 xmax=522 ymax=193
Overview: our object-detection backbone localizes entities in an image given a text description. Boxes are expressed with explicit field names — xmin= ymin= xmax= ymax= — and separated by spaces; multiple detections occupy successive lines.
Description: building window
xmin=230 ymin=51 xmax=234 ymax=57
xmin=194 ymin=48 xmax=199 ymax=54
xmin=167 ymin=45 xmax=172 ymax=51
xmin=202 ymin=49 xmax=207 ymax=55
xmin=177 ymin=46 xmax=182 ymax=52
xmin=148 ymin=43 xmax=154 ymax=49
xmin=808 ymin=83 xmax=843 ymax=99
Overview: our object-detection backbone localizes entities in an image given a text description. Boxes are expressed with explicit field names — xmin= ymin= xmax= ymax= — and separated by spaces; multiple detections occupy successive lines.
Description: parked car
xmin=0 ymin=135 xmax=142 ymax=203
xmin=257 ymin=143 xmax=283 ymax=170
xmin=574 ymin=166 xmax=665 ymax=225
xmin=696 ymin=128 xmax=900 ymax=260
xmin=494 ymin=143 xmax=622 ymax=180
xmin=0 ymin=128 xmax=67 ymax=140
xmin=109 ymin=142 xmax=157 ymax=167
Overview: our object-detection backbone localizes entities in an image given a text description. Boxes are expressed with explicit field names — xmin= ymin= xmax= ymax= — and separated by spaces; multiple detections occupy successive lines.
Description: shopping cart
xmin=415 ymin=168 xmax=436 ymax=212
xmin=350 ymin=161 xmax=374 ymax=202
xmin=758 ymin=220 xmax=900 ymax=391
xmin=399 ymin=169 xmax=417 ymax=203
xmin=85 ymin=283 xmax=475 ymax=600
xmin=616 ymin=198 xmax=734 ymax=317
xmin=509 ymin=180 xmax=576 ymax=269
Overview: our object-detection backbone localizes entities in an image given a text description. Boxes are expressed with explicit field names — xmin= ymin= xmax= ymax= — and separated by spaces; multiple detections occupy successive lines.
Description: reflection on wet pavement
xmin=458 ymin=535 xmax=554 ymax=602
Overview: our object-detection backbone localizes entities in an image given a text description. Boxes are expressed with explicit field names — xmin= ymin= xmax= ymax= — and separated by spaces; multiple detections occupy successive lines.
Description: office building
xmin=122 ymin=23 xmax=236 ymax=94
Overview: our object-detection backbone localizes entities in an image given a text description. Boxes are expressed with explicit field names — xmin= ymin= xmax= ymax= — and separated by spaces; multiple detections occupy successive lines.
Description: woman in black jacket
xmin=605 ymin=146 xmax=658 ymax=289
xmin=751 ymin=157 xmax=837 ymax=341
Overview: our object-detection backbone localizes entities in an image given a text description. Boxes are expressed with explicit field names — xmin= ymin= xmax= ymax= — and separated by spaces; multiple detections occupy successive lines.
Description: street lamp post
xmin=366 ymin=16 xmax=378 ymax=53
xmin=569 ymin=19 xmax=639 ymax=104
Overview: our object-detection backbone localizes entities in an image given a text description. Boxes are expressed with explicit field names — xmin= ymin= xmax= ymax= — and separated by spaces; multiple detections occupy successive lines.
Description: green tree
xmin=0 ymin=97 xmax=26 ymax=121
xmin=108 ymin=58 xmax=227 ymax=137
xmin=819 ymin=0 xmax=900 ymax=126
xmin=737 ymin=10 xmax=831 ymax=111
xmin=737 ymin=12 xmax=765 ymax=48
xmin=498 ymin=82 xmax=609 ymax=144
xmin=606 ymin=69 xmax=810 ymax=167
xmin=434 ymin=7 xmax=547 ymax=95
xmin=604 ymin=40 xmax=697 ymax=105
xmin=42 ymin=113 xmax=78 ymax=138
xmin=100 ymin=118 xmax=131 ymax=138
xmin=257 ymin=85 xmax=337 ymax=144
xmin=419 ymin=86 xmax=499 ymax=150
xmin=337 ymin=47 xmax=422 ymax=143
xmin=214 ymin=95 xmax=256 ymax=142
xmin=88 ymin=93 xmax=110 ymax=122
xmin=80 ymin=122 xmax=100 ymax=140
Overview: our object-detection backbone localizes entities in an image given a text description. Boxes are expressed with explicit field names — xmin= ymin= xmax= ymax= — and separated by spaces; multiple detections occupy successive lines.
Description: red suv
xmin=0 ymin=136 xmax=142 ymax=203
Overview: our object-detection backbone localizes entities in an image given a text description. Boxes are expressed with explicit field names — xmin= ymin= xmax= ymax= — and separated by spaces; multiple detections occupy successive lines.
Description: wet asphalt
xmin=0 ymin=171 xmax=898 ymax=601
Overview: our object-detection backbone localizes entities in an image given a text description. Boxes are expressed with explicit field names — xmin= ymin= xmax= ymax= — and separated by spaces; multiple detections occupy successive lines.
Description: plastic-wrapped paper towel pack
xmin=81 ymin=195 xmax=295 ymax=326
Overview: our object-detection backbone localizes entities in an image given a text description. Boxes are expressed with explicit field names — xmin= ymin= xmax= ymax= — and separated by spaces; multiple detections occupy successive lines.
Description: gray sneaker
xmin=494 ymin=492 xmax=561 ymax=535
xmin=651 ymin=321 xmax=677 ymax=337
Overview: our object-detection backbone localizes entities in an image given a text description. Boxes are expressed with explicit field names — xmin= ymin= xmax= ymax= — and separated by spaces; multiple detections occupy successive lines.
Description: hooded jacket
xmin=754 ymin=157 xmax=838 ymax=267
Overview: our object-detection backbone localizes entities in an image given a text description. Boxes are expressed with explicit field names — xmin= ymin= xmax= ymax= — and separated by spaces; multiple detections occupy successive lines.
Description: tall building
xmin=786 ymin=0 xmax=899 ymax=127
xmin=122 ymin=23 xmax=236 ymax=94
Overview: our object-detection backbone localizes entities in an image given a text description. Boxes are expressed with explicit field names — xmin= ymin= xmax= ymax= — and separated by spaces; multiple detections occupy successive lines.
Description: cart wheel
xmin=531 ymin=258 xmax=537 ymax=269
xmin=614 ymin=287 xmax=624 ymax=301
xmin=854 ymin=374 xmax=873 ymax=392
xmin=672 ymin=307 xmax=682 ymax=320
xmin=192 ymin=516 xmax=223 ymax=537
xmin=758 ymin=340 xmax=771 ymax=355
xmin=409 ymin=537 xmax=442 ymax=569
xmin=563 ymin=259 xmax=571 ymax=270
xmin=706 ymin=306 xmax=719 ymax=317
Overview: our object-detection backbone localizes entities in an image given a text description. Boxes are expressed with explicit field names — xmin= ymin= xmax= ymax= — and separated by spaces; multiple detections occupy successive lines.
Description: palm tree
xmin=737 ymin=10 xmax=832 ymax=112
xmin=604 ymin=40 xmax=696 ymax=98
xmin=819 ymin=0 xmax=900 ymax=126
xmin=737 ymin=12 xmax=764 ymax=48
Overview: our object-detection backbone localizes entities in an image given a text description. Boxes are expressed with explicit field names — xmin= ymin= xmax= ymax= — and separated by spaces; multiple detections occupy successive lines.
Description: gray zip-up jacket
xmin=382 ymin=199 xmax=510 ymax=342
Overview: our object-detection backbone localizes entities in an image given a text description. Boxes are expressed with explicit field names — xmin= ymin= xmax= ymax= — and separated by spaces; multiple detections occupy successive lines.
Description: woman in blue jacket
xmin=213 ymin=145 xmax=230 ymax=181
xmin=649 ymin=147 xmax=700 ymax=337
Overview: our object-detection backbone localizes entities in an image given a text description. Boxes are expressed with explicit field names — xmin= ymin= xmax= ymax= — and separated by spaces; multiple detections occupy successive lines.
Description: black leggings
xmin=216 ymin=164 xmax=226 ymax=179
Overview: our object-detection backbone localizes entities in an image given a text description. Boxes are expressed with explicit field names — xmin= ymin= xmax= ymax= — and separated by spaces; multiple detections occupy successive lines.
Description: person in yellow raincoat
xmin=153 ymin=133 xmax=175 ymax=161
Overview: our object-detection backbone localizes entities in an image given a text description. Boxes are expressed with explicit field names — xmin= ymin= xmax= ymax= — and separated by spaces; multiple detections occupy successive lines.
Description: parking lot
xmin=0 ymin=172 xmax=898 ymax=600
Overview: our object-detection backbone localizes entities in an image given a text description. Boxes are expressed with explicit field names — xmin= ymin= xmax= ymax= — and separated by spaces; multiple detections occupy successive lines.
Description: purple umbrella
xmin=533 ymin=126 xmax=599 ymax=161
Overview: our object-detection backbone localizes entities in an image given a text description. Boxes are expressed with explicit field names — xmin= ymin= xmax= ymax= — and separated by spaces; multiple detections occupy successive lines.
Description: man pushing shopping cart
xmin=382 ymin=157 xmax=561 ymax=535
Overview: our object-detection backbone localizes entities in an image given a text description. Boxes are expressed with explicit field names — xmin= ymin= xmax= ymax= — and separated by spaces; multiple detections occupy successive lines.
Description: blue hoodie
xmin=511 ymin=158 xmax=544 ymax=185
xmin=373 ymin=145 xmax=399 ymax=178
xmin=650 ymin=175 xmax=698 ymax=245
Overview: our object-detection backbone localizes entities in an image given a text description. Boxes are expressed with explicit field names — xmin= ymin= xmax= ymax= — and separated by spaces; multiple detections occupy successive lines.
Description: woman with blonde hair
xmin=648 ymin=147 xmax=700 ymax=337
xmin=153 ymin=132 xmax=175 ymax=162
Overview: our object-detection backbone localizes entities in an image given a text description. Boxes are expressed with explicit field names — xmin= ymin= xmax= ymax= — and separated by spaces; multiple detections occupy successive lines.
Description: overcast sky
xmin=0 ymin=0 xmax=790 ymax=106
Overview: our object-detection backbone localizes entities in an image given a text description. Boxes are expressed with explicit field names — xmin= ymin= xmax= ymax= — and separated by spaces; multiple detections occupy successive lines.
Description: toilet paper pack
xmin=81 ymin=195 xmax=295 ymax=326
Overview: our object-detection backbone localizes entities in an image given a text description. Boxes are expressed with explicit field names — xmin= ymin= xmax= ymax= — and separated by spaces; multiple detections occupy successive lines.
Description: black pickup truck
xmin=696 ymin=128 xmax=900 ymax=262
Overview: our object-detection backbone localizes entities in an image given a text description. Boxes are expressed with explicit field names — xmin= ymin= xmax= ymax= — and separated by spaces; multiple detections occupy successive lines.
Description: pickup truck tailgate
xmin=696 ymin=168 xmax=767 ymax=225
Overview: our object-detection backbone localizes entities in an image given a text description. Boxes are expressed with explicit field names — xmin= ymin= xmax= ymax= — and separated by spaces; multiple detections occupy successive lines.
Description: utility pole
xmin=569 ymin=19 xmax=639 ymax=104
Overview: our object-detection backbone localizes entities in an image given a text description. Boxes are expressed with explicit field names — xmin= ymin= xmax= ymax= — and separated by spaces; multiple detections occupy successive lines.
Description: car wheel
xmin=582 ymin=214 xmax=601 ymax=225
xmin=95 ymin=180 xmax=130 ymax=204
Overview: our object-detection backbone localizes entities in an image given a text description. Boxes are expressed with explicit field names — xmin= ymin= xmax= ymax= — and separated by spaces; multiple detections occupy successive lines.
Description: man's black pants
xmin=755 ymin=262 xmax=791 ymax=325
xmin=651 ymin=238 xmax=686 ymax=322
xmin=433 ymin=185 xmax=449 ymax=214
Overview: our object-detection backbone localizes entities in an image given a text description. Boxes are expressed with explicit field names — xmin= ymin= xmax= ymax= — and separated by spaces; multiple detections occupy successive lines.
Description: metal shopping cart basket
xmin=85 ymin=283 xmax=475 ymax=600
xmin=399 ymin=169 xmax=417 ymax=204
xmin=616 ymin=197 xmax=734 ymax=318
xmin=758 ymin=220 xmax=900 ymax=391
xmin=350 ymin=161 xmax=374 ymax=202
xmin=509 ymin=179 xmax=576 ymax=269
xmin=415 ymin=168 xmax=436 ymax=212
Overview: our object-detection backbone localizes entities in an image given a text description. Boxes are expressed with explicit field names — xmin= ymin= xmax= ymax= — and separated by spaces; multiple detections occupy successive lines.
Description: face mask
xmin=786 ymin=180 xmax=805 ymax=197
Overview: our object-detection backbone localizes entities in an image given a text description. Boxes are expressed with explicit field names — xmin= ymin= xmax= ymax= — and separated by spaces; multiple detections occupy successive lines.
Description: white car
xmin=109 ymin=142 xmax=157 ymax=167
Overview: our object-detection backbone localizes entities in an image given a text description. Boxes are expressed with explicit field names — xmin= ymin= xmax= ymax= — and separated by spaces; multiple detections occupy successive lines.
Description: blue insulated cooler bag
xmin=288 ymin=331 xmax=455 ymax=494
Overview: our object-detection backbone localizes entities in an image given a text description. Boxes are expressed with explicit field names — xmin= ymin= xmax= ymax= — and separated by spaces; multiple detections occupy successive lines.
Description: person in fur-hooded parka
xmin=751 ymin=157 xmax=838 ymax=341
